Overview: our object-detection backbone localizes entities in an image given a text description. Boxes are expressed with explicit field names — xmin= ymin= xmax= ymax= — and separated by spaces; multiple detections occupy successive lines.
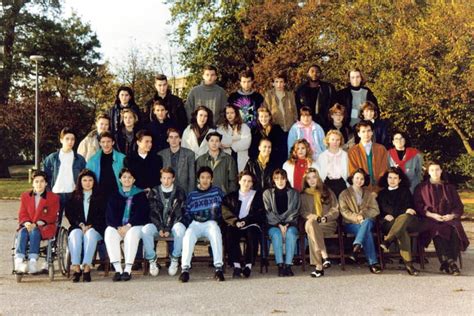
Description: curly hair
xmin=287 ymin=139 xmax=314 ymax=165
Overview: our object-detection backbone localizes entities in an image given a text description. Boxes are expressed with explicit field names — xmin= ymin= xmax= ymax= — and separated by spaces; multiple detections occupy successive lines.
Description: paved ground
xmin=0 ymin=200 xmax=473 ymax=315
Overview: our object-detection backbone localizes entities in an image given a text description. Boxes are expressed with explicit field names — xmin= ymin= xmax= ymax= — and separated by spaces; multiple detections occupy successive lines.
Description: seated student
xmin=216 ymin=104 xmax=251 ymax=172
xmin=147 ymin=100 xmax=177 ymax=154
xmin=141 ymin=167 xmax=187 ymax=277
xmin=14 ymin=171 xmax=60 ymax=274
xmin=388 ymin=131 xmax=423 ymax=193
xmin=244 ymin=138 xmax=277 ymax=192
xmin=158 ymin=128 xmax=196 ymax=194
xmin=339 ymin=168 xmax=382 ymax=274
xmin=104 ymin=168 xmax=151 ymax=282
xmin=300 ymin=168 xmax=339 ymax=278
xmin=414 ymin=161 xmax=469 ymax=276
xmin=283 ymin=139 xmax=318 ymax=192
xmin=179 ymin=167 xmax=225 ymax=283
xmin=263 ymin=169 xmax=300 ymax=277
xmin=65 ymin=169 xmax=106 ymax=282
xmin=326 ymin=104 xmax=354 ymax=150
xmin=195 ymin=131 xmax=238 ymax=194
xmin=181 ymin=105 xmax=215 ymax=159
xmin=126 ymin=130 xmax=162 ymax=193
xmin=114 ymin=109 xmax=140 ymax=157
xmin=78 ymin=113 xmax=111 ymax=161
xmin=287 ymin=106 xmax=326 ymax=161
xmin=316 ymin=130 xmax=349 ymax=197
xmin=222 ymin=170 xmax=265 ymax=278
xmin=357 ymin=101 xmax=390 ymax=148
xmin=377 ymin=167 xmax=423 ymax=276
xmin=249 ymin=106 xmax=287 ymax=168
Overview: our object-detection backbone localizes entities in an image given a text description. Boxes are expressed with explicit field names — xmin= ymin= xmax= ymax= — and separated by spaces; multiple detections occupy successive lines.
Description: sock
xmin=29 ymin=258 xmax=37 ymax=262
xmin=112 ymin=262 xmax=123 ymax=274
xmin=124 ymin=263 xmax=133 ymax=274
xmin=233 ymin=262 xmax=241 ymax=268
xmin=245 ymin=263 xmax=252 ymax=269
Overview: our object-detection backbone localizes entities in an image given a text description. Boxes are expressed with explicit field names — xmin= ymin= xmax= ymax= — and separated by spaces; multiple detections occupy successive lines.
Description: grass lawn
xmin=0 ymin=177 xmax=30 ymax=199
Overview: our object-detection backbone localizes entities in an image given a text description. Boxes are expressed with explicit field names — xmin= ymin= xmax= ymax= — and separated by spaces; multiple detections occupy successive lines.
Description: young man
xmin=185 ymin=65 xmax=227 ymax=125
xmin=77 ymin=114 xmax=111 ymax=161
xmin=125 ymin=130 xmax=162 ymax=192
xmin=348 ymin=121 xmax=388 ymax=192
xmin=147 ymin=100 xmax=177 ymax=154
xmin=295 ymin=64 xmax=336 ymax=128
xmin=179 ymin=166 xmax=225 ymax=283
xmin=158 ymin=128 xmax=195 ymax=194
xmin=43 ymin=128 xmax=86 ymax=212
xmin=195 ymin=132 xmax=238 ymax=194
xmin=145 ymin=74 xmax=188 ymax=132
xmin=228 ymin=70 xmax=264 ymax=128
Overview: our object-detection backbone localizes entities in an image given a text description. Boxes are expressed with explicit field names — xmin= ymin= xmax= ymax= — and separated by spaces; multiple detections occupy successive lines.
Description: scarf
xmin=304 ymin=187 xmax=323 ymax=217
xmin=388 ymin=147 xmax=419 ymax=173
xmin=258 ymin=154 xmax=270 ymax=169
xmin=193 ymin=125 xmax=209 ymax=146
xmin=119 ymin=185 xmax=143 ymax=225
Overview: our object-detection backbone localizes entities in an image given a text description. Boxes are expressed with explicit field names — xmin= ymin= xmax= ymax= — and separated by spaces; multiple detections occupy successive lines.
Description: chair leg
xmin=300 ymin=235 xmax=306 ymax=272
xmin=418 ymin=238 xmax=425 ymax=270
xmin=339 ymin=233 xmax=345 ymax=271
xmin=458 ymin=250 xmax=463 ymax=269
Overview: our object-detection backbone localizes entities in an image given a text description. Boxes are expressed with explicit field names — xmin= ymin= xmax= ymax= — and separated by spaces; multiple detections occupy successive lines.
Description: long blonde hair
xmin=288 ymin=139 xmax=313 ymax=165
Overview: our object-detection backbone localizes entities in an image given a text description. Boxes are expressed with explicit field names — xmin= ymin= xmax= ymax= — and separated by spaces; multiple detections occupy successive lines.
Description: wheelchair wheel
xmin=11 ymin=233 xmax=18 ymax=275
xmin=57 ymin=227 xmax=69 ymax=276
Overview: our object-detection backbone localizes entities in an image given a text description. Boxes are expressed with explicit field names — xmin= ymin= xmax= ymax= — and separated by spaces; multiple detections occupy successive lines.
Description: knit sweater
xmin=185 ymin=83 xmax=227 ymax=125
xmin=184 ymin=186 xmax=225 ymax=223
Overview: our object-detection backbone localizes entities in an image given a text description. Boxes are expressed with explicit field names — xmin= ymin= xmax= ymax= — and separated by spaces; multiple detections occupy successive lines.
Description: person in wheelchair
xmin=104 ymin=168 xmax=151 ymax=282
xmin=65 ymin=169 xmax=106 ymax=282
xmin=15 ymin=171 xmax=60 ymax=274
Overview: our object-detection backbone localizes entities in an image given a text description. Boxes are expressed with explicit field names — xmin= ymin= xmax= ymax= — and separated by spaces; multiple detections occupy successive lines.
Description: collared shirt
xmin=363 ymin=141 xmax=373 ymax=156
xmin=238 ymin=190 xmax=256 ymax=219
xmin=170 ymin=149 xmax=180 ymax=171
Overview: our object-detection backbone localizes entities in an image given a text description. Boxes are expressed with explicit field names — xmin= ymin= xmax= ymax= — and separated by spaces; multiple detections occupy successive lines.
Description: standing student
xmin=357 ymin=101 xmax=390 ymax=148
xmin=114 ymin=109 xmax=140 ymax=157
xmin=283 ymin=139 xmax=318 ymax=192
xmin=78 ymin=113 xmax=111 ymax=162
xmin=326 ymin=104 xmax=354 ymax=150
xmin=263 ymin=169 xmax=300 ymax=277
xmin=14 ymin=171 xmax=59 ymax=274
xmin=108 ymin=86 xmax=142 ymax=136
xmin=217 ymin=104 xmax=251 ymax=172
xmin=185 ymin=65 xmax=227 ymax=125
xmin=181 ymin=105 xmax=215 ymax=159
xmin=263 ymin=72 xmax=298 ymax=133
xmin=147 ymin=100 xmax=177 ymax=154
xmin=228 ymin=70 xmax=264 ymax=128
xmin=158 ymin=128 xmax=195 ymax=194
xmin=244 ymin=138 xmax=278 ymax=192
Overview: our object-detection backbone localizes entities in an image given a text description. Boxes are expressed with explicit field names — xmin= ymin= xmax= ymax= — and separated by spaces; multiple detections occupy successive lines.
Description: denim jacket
xmin=42 ymin=151 xmax=86 ymax=190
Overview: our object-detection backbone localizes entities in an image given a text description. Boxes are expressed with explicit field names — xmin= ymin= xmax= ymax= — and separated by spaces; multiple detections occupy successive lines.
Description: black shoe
xmin=112 ymin=272 xmax=122 ymax=282
xmin=232 ymin=267 xmax=242 ymax=278
xmin=179 ymin=271 xmax=190 ymax=283
xmin=121 ymin=272 xmax=131 ymax=281
xmin=277 ymin=264 xmax=286 ymax=277
xmin=72 ymin=271 xmax=82 ymax=283
xmin=83 ymin=271 xmax=91 ymax=282
xmin=214 ymin=269 xmax=225 ymax=282
xmin=449 ymin=262 xmax=460 ymax=276
xmin=405 ymin=263 xmax=419 ymax=276
xmin=242 ymin=266 xmax=251 ymax=278
xmin=369 ymin=264 xmax=382 ymax=274
xmin=439 ymin=261 xmax=450 ymax=274
xmin=285 ymin=265 xmax=294 ymax=277
xmin=132 ymin=262 xmax=142 ymax=271
xmin=97 ymin=263 xmax=105 ymax=271
xmin=380 ymin=241 xmax=391 ymax=252
xmin=322 ymin=258 xmax=332 ymax=269
xmin=311 ymin=269 xmax=324 ymax=278
xmin=353 ymin=243 xmax=362 ymax=254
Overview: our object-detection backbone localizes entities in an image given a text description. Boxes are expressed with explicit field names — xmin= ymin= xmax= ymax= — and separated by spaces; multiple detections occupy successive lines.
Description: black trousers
xmin=226 ymin=226 xmax=260 ymax=266
xmin=433 ymin=226 xmax=460 ymax=263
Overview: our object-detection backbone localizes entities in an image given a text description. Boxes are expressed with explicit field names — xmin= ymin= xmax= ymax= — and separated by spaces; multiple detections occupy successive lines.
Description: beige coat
xmin=77 ymin=130 xmax=100 ymax=162
xmin=338 ymin=186 xmax=379 ymax=224
xmin=263 ymin=89 xmax=298 ymax=132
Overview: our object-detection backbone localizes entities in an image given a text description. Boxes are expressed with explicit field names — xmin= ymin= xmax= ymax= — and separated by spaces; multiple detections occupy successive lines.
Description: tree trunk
xmin=0 ymin=159 xmax=11 ymax=178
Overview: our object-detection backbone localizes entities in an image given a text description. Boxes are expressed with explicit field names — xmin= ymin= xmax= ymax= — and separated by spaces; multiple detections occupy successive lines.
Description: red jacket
xmin=18 ymin=191 xmax=60 ymax=240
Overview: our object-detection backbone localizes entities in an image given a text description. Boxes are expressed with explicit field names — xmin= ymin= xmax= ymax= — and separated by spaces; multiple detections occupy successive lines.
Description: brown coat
xmin=299 ymin=190 xmax=339 ymax=223
xmin=339 ymin=187 xmax=380 ymax=224
xmin=263 ymin=89 xmax=298 ymax=132
xmin=348 ymin=143 xmax=388 ymax=192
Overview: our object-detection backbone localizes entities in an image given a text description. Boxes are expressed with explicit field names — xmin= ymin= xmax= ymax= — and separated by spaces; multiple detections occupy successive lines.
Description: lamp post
xmin=29 ymin=55 xmax=45 ymax=171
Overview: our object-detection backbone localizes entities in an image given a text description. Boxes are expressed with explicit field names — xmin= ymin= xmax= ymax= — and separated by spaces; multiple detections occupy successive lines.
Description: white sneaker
xmin=15 ymin=258 xmax=27 ymax=274
xmin=149 ymin=260 xmax=159 ymax=277
xmin=28 ymin=259 xmax=38 ymax=274
xmin=168 ymin=259 xmax=179 ymax=276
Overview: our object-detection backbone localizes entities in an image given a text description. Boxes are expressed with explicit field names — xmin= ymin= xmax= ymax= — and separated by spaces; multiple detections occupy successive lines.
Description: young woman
xmin=263 ymin=169 xmax=300 ymax=277
xmin=181 ymin=105 xmax=215 ymax=159
xmin=316 ymin=130 xmax=349 ymax=197
xmin=104 ymin=168 xmax=151 ymax=282
xmin=388 ymin=132 xmax=423 ymax=193
xmin=15 ymin=171 xmax=60 ymax=274
xmin=222 ymin=170 xmax=265 ymax=278
xmin=357 ymin=101 xmax=390 ymax=148
xmin=217 ymin=104 xmax=251 ymax=172
xmin=377 ymin=167 xmax=425 ymax=276
xmin=300 ymin=168 xmax=339 ymax=277
xmin=108 ymin=86 xmax=141 ymax=136
xmin=339 ymin=169 xmax=382 ymax=274
xmin=65 ymin=169 xmax=106 ymax=282
xmin=147 ymin=100 xmax=177 ymax=154
xmin=249 ymin=106 xmax=287 ymax=168
xmin=414 ymin=161 xmax=469 ymax=275
xmin=283 ymin=139 xmax=317 ymax=192
xmin=326 ymin=103 xmax=354 ymax=150
xmin=114 ymin=109 xmax=139 ymax=156
xmin=244 ymin=138 xmax=277 ymax=192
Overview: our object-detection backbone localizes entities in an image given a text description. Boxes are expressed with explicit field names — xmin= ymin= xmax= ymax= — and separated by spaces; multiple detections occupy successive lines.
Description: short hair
xmin=299 ymin=106 xmax=313 ymax=117
xmin=59 ymin=127 xmax=76 ymax=140
xmin=203 ymin=65 xmax=217 ymax=73
xmin=328 ymin=103 xmax=346 ymax=123
xmin=271 ymin=168 xmax=291 ymax=189
xmin=152 ymin=99 xmax=168 ymax=111
xmin=323 ymin=130 xmax=345 ymax=148
xmin=307 ymin=64 xmax=322 ymax=72
xmin=359 ymin=101 xmax=379 ymax=119
xmin=197 ymin=166 xmax=213 ymax=179
xmin=160 ymin=167 xmax=176 ymax=177
xmin=31 ymin=170 xmax=48 ymax=182
xmin=121 ymin=108 xmax=138 ymax=122
xmin=119 ymin=167 xmax=135 ymax=179
xmin=257 ymin=106 xmax=273 ymax=126
xmin=378 ymin=167 xmax=409 ymax=189
xmin=167 ymin=127 xmax=181 ymax=138
xmin=238 ymin=169 xmax=255 ymax=183
xmin=240 ymin=70 xmax=255 ymax=81
xmin=273 ymin=71 xmax=287 ymax=82
xmin=155 ymin=74 xmax=168 ymax=81
xmin=96 ymin=113 xmax=111 ymax=122
xmin=136 ymin=129 xmax=153 ymax=142
xmin=354 ymin=120 xmax=373 ymax=134
xmin=98 ymin=131 xmax=114 ymax=141
xmin=347 ymin=168 xmax=369 ymax=186
xmin=206 ymin=131 xmax=223 ymax=142
xmin=347 ymin=68 xmax=366 ymax=85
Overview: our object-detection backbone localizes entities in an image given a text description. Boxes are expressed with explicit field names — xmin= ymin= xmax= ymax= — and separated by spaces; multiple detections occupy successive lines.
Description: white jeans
xmin=104 ymin=226 xmax=142 ymax=265
xmin=141 ymin=222 xmax=187 ymax=260
xmin=181 ymin=220 xmax=223 ymax=270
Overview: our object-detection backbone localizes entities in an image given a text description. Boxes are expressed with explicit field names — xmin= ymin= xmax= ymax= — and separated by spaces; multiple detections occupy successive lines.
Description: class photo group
xmin=13 ymin=64 xmax=469 ymax=284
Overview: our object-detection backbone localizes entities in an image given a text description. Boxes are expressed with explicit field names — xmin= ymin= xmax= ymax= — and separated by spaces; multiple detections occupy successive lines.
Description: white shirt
xmin=52 ymin=150 xmax=75 ymax=193
xmin=238 ymin=190 xmax=256 ymax=219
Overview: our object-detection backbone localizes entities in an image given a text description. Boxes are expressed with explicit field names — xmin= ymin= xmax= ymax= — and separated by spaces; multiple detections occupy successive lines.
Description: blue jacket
xmin=86 ymin=149 xmax=125 ymax=187
xmin=43 ymin=151 xmax=86 ymax=190
xmin=287 ymin=121 xmax=326 ymax=161
xmin=106 ymin=187 xmax=150 ymax=228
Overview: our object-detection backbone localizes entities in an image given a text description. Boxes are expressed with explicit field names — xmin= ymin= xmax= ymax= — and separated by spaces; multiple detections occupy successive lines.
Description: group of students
xmin=14 ymin=64 xmax=469 ymax=283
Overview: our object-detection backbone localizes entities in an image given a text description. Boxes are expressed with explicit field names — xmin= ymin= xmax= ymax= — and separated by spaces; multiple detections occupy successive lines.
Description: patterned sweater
xmin=184 ymin=186 xmax=225 ymax=223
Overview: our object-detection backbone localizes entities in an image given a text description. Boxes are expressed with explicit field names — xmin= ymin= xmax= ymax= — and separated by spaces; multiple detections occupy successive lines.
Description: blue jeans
xmin=68 ymin=228 xmax=103 ymax=265
xmin=142 ymin=222 xmax=187 ymax=260
xmin=16 ymin=227 xmax=41 ymax=260
xmin=268 ymin=226 xmax=298 ymax=265
xmin=344 ymin=219 xmax=378 ymax=265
